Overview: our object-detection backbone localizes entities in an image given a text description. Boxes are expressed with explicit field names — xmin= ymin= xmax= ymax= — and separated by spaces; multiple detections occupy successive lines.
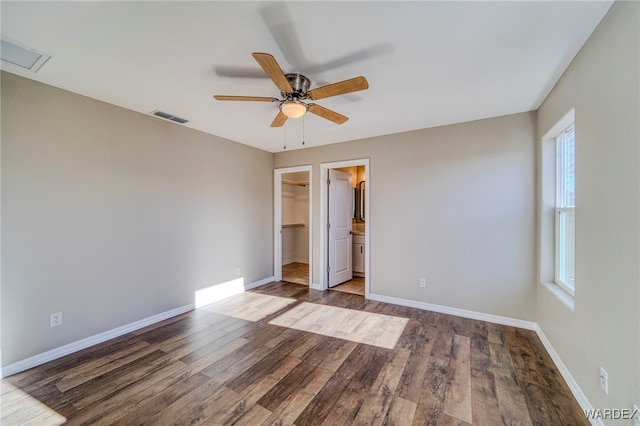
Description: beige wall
xmin=1 ymin=72 xmax=274 ymax=366
xmin=536 ymin=0 xmax=640 ymax=414
xmin=3 ymin=3 xmax=636 ymax=413
xmin=275 ymin=111 xmax=537 ymax=320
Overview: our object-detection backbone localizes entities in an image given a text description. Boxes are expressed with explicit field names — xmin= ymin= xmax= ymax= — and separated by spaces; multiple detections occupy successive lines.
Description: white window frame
xmin=555 ymin=124 xmax=575 ymax=296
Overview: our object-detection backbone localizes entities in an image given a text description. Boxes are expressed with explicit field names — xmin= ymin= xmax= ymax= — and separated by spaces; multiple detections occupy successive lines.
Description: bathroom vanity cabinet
xmin=352 ymin=234 xmax=365 ymax=277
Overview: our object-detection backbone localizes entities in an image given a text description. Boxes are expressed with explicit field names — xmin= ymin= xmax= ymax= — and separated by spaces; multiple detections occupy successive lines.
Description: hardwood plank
xmin=64 ymin=360 xmax=190 ymax=425
xmin=288 ymin=332 xmax=328 ymax=359
xmin=386 ymin=396 xmax=417 ymax=425
xmin=412 ymin=355 xmax=449 ymax=425
xmin=505 ymin=328 xmax=589 ymax=425
xmin=130 ymin=376 xmax=235 ymax=425
xmin=67 ymin=349 xmax=172 ymax=410
xmin=487 ymin=322 xmax=505 ymax=345
xmin=351 ymin=347 xmax=411 ymax=424
xmin=108 ymin=372 xmax=212 ymax=425
xmin=225 ymin=348 xmax=297 ymax=394
xmin=504 ymin=327 xmax=548 ymax=387
xmin=443 ymin=334 xmax=472 ymax=424
xmin=294 ymin=345 xmax=384 ymax=425
xmin=431 ymin=315 xmax=454 ymax=360
xmin=204 ymin=356 xmax=299 ymax=425
xmin=42 ymin=333 xmax=145 ymax=377
xmin=133 ymin=314 xmax=221 ymax=345
xmin=469 ymin=334 xmax=502 ymax=426
xmin=319 ymin=347 xmax=391 ymax=424
xmin=256 ymin=359 xmax=320 ymax=411
xmin=261 ymin=366 xmax=334 ymax=425
xmin=157 ymin=320 xmax=248 ymax=361
xmin=314 ymin=339 xmax=358 ymax=372
xmin=397 ymin=324 xmax=438 ymax=402
xmin=181 ymin=337 xmax=250 ymax=374
xmin=394 ymin=317 xmax=423 ymax=351
xmin=177 ymin=327 xmax=250 ymax=365
xmin=200 ymin=344 xmax=274 ymax=385
xmin=200 ymin=292 xmax=296 ymax=322
xmin=0 ymin=381 xmax=66 ymax=426
xmin=490 ymin=341 xmax=534 ymax=426
xmin=232 ymin=404 xmax=273 ymax=425
xmin=4 ymin=281 xmax=589 ymax=426
xmin=56 ymin=340 xmax=155 ymax=392
xmin=173 ymin=381 xmax=240 ymax=425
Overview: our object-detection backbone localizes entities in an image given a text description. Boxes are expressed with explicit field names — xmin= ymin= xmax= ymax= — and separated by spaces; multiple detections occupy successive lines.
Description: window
xmin=555 ymin=125 xmax=575 ymax=295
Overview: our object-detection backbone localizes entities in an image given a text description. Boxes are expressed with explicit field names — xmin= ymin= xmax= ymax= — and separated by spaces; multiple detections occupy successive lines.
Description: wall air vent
xmin=1 ymin=35 xmax=51 ymax=72
xmin=151 ymin=110 xmax=189 ymax=124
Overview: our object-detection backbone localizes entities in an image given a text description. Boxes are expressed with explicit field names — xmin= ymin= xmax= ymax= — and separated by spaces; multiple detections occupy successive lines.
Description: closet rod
xmin=282 ymin=179 xmax=309 ymax=187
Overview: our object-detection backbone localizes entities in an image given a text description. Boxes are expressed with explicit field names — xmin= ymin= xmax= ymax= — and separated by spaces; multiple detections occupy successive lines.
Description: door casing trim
xmin=274 ymin=165 xmax=313 ymax=285
xmin=320 ymin=159 xmax=370 ymax=296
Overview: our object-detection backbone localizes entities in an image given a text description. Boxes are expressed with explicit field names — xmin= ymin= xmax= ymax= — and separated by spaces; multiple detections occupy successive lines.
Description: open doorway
xmin=274 ymin=166 xmax=312 ymax=286
xmin=321 ymin=159 xmax=370 ymax=297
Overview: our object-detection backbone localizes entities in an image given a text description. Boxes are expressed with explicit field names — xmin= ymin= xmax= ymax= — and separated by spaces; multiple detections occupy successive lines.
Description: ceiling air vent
xmin=0 ymin=35 xmax=51 ymax=72
xmin=151 ymin=110 xmax=189 ymax=124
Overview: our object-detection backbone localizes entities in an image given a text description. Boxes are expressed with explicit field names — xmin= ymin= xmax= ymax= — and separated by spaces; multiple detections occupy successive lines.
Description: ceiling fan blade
xmin=214 ymin=95 xmax=278 ymax=102
xmin=307 ymin=76 xmax=369 ymax=100
xmin=259 ymin=3 xmax=310 ymax=71
xmin=308 ymin=104 xmax=348 ymax=125
xmin=214 ymin=66 xmax=270 ymax=79
xmin=252 ymin=52 xmax=293 ymax=92
xmin=303 ymin=44 xmax=394 ymax=76
xmin=271 ymin=111 xmax=288 ymax=127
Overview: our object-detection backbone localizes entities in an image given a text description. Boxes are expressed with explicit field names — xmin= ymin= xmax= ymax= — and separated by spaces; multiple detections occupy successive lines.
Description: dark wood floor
xmin=4 ymin=281 xmax=587 ymax=425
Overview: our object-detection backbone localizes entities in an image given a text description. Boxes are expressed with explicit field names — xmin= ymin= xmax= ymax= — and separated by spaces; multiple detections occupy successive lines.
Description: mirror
xmin=356 ymin=180 xmax=365 ymax=222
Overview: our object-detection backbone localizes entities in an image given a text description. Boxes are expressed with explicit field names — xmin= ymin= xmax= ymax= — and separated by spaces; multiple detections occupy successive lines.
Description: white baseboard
xmin=310 ymin=282 xmax=323 ymax=291
xmin=367 ymin=292 xmax=597 ymax=424
xmin=2 ymin=280 xmax=598 ymax=426
xmin=283 ymin=259 xmax=309 ymax=266
xmin=244 ymin=276 xmax=275 ymax=290
xmin=1 ymin=304 xmax=194 ymax=378
xmin=2 ymin=276 xmax=276 ymax=378
xmin=367 ymin=293 xmax=537 ymax=330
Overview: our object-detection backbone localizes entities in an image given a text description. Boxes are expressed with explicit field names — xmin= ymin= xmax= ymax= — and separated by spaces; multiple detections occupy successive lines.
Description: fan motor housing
xmin=282 ymin=73 xmax=310 ymax=99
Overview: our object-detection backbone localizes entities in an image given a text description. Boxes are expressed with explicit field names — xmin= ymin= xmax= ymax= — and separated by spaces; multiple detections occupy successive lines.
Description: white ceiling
xmin=1 ymin=1 xmax=612 ymax=153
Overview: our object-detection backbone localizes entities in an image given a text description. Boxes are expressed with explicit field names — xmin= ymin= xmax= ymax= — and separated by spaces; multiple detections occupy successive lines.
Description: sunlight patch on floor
xmin=269 ymin=302 xmax=408 ymax=349
xmin=198 ymin=292 xmax=297 ymax=322
xmin=1 ymin=381 xmax=66 ymax=426
xmin=195 ymin=277 xmax=245 ymax=308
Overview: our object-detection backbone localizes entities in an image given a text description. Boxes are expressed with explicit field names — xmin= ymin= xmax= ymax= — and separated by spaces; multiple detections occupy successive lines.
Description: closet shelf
xmin=282 ymin=179 xmax=309 ymax=187
xmin=282 ymin=223 xmax=306 ymax=228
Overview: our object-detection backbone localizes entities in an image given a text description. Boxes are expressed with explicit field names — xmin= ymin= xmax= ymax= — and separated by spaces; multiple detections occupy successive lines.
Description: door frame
xmin=320 ymin=159 xmax=370 ymax=296
xmin=328 ymin=168 xmax=354 ymax=287
xmin=274 ymin=165 xmax=313 ymax=285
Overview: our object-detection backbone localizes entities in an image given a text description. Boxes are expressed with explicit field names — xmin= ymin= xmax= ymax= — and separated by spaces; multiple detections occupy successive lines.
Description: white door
xmin=328 ymin=169 xmax=353 ymax=287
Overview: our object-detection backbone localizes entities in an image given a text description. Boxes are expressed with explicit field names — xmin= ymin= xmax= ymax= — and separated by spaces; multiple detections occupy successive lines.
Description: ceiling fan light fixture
xmin=280 ymin=100 xmax=307 ymax=119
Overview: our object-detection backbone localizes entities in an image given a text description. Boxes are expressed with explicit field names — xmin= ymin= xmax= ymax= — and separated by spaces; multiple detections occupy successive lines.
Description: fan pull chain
xmin=283 ymin=122 xmax=287 ymax=150
xmin=302 ymin=115 xmax=305 ymax=146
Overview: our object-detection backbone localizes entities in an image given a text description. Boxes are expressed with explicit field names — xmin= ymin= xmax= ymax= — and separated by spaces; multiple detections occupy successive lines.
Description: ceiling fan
xmin=214 ymin=52 xmax=369 ymax=127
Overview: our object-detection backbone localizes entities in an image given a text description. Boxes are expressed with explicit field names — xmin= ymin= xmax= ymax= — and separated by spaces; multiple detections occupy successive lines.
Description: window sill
xmin=541 ymin=282 xmax=575 ymax=312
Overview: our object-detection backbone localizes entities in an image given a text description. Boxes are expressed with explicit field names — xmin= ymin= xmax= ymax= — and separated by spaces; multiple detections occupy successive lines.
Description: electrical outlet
xmin=419 ymin=278 xmax=427 ymax=288
xmin=632 ymin=404 xmax=639 ymax=426
xmin=599 ymin=367 xmax=608 ymax=394
xmin=235 ymin=267 xmax=241 ymax=276
xmin=50 ymin=312 xmax=63 ymax=327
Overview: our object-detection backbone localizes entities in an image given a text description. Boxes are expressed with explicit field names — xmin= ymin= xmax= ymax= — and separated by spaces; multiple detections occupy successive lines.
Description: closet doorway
xmin=274 ymin=166 xmax=312 ymax=286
